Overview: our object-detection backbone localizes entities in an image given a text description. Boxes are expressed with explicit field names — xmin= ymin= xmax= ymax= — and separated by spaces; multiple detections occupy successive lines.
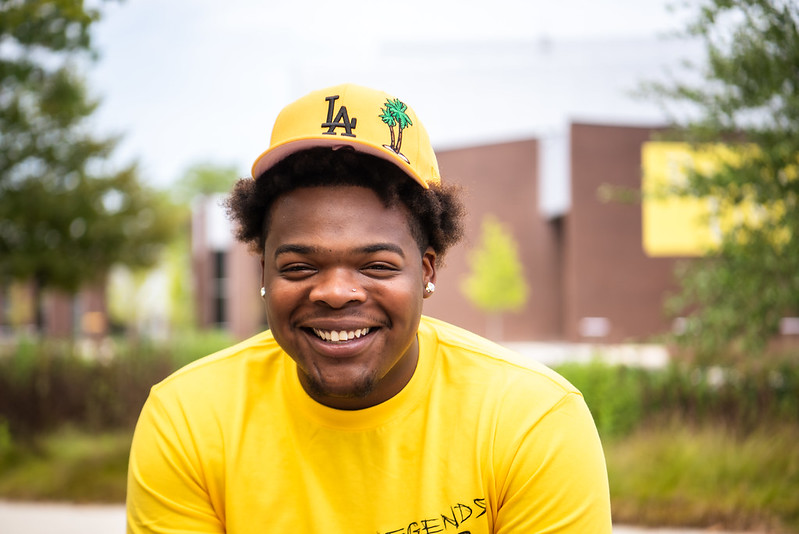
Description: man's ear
xmin=422 ymin=247 xmax=437 ymax=298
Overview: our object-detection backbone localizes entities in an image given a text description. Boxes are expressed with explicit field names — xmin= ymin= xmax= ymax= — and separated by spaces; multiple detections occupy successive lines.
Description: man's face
xmin=261 ymin=186 xmax=436 ymax=410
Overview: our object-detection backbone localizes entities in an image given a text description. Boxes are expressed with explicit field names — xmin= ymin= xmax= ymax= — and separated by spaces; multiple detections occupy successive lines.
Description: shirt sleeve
xmin=126 ymin=390 xmax=225 ymax=534
xmin=494 ymin=392 xmax=612 ymax=533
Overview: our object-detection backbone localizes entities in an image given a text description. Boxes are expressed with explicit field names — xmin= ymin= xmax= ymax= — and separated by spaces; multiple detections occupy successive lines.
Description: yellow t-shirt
xmin=127 ymin=316 xmax=611 ymax=533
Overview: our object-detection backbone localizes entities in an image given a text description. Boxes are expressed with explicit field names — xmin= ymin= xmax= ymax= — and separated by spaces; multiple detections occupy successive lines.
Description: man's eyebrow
xmin=273 ymin=244 xmax=318 ymax=259
xmin=273 ymin=243 xmax=405 ymax=259
xmin=357 ymin=243 xmax=406 ymax=258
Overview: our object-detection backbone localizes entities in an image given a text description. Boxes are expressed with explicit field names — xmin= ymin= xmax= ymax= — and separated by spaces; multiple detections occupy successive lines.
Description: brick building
xmin=0 ymin=282 xmax=108 ymax=339
xmin=423 ymin=122 xmax=681 ymax=343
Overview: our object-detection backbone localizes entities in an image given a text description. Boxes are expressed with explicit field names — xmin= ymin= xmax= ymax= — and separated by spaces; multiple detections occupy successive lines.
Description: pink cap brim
xmin=251 ymin=137 xmax=431 ymax=189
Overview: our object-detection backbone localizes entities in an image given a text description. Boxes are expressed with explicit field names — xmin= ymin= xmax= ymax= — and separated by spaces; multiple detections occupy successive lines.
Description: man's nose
xmin=308 ymin=268 xmax=365 ymax=308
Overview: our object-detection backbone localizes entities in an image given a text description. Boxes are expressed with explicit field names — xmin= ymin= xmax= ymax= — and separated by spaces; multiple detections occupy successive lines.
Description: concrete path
xmin=0 ymin=500 xmax=760 ymax=533
xmin=0 ymin=500 xmax=126 ymax=533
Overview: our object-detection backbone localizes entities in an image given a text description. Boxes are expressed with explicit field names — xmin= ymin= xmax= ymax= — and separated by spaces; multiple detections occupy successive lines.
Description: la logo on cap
xmin=322 ymin=95 xmax=357 ymax=137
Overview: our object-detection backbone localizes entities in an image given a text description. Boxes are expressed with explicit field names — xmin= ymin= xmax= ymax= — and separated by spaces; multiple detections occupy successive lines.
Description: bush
xmin=556 ymin=352 xmax=799 ymax=439
xmin=0 ymin=330 xmax=235 ymax=437
xmin=643 ymin=357 xmax=799 ymax=433
xmin=555 ymin=361 xmax=646 ymax=438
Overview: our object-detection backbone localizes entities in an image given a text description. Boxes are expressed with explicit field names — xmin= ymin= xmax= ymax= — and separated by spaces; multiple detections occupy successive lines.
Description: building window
xmin=213 ymin=250 xmax=227 ymax=327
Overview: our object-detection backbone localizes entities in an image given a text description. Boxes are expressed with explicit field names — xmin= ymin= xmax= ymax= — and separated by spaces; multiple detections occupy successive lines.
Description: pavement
xmin=502 ymin=341 xmax=670 ymax=369
xmin=0 ymin=500 xmax=761 ymax=533
xmin=0 ymin=501 xmax=126 ymax=533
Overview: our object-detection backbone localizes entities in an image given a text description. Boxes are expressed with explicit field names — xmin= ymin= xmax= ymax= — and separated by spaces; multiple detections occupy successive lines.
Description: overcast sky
xmin=86 ymin=0 xmax=697 ymax=188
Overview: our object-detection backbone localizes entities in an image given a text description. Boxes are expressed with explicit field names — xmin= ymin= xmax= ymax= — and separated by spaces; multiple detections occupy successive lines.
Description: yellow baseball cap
xmin=251 ymin=84 xmax=440 ymax=189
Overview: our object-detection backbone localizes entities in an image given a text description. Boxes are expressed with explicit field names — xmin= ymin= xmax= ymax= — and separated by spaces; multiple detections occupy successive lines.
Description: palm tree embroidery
xmin=379 ymin=98 xmax=412 ymax=163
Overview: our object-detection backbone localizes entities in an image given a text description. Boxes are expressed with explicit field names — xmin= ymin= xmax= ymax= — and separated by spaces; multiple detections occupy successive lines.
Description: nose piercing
xmin=351 ymin=288 xmax=357 ymax=292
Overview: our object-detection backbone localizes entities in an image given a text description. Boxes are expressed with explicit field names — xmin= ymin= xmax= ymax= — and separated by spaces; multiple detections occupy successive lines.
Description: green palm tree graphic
xmin=379 ymin=98 xmax=412 ymax=163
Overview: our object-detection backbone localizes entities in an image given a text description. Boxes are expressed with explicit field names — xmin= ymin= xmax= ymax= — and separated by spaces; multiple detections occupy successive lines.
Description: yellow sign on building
xmin=641 ymin=141 xmax=762 ymax=257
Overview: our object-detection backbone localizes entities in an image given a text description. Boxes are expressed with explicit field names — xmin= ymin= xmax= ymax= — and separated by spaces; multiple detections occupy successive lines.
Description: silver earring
xmin=425 ymin=282 xmax=435 ymax=294
xmin=260 ymin=287 xmax=266 ymax=298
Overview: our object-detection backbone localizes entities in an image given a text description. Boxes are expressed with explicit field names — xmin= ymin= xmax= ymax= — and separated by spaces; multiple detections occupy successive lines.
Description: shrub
xmin=643 ymin=357 xmax=799 ymax=433
xmin=556 ymin=352 xmax=799 ymax=439
xmin=555 ymin=361 xmax=646 ymax=438
xmin=0 ymin=330 xmax=235 ymax=437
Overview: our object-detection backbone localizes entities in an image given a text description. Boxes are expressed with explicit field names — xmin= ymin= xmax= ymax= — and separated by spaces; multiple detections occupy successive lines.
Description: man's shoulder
xmin=152 ymin=330 xmax=282 ymax=393
xmin=419 ymin=316 xmax=579 ymax=397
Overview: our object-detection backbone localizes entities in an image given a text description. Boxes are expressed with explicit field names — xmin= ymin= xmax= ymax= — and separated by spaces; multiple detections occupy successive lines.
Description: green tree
xmin=0 ymin=0 xmax=178 ymax=330
xmin=644 ymin=0 xmax=799 ymax=358
xmin=460 ymin=214 xmax=529 ymax=341
xmin=171 ymin=162 xmax=239 ymax=204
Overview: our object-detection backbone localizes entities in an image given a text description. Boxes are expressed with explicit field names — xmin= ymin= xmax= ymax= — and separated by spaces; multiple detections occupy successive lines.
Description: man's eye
xmin=280 ymin=264 xmax=315 ymax=275
xmin=363 ymin=263 xmax=398 ymax=273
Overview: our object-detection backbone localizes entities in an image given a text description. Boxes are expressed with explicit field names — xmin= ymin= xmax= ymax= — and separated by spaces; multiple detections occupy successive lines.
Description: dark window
xmin=212 ymin=251 xmax=227 ymax=327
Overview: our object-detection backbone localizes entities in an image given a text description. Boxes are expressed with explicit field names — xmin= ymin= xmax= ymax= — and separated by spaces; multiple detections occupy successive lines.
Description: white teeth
xmin=312 ymin=328 xmax=371 ymax=342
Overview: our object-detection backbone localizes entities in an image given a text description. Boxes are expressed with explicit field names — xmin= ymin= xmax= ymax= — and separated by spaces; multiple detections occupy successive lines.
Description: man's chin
xmin=304 ymin=374 xmax=376 ymax=401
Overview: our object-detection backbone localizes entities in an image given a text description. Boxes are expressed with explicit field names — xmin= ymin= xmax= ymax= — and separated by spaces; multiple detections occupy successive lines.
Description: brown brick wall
xmin=227 ymin=242 xmax=264 ymax=340
xmin=564 ymin=123 xmax=678 ymax=342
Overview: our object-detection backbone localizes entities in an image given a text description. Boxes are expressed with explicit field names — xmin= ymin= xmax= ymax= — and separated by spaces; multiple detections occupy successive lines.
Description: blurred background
xmin=0 ymin=0 xmax=797 ymax=532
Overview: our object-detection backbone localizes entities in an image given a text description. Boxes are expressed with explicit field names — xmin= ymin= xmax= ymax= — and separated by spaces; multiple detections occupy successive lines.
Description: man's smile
xmin=311 ymin=327 xmax=373 ymax=343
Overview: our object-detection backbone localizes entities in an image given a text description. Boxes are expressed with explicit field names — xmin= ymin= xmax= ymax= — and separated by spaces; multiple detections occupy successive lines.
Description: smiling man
xmin=126 ymin=84 xmax=612 ymax=533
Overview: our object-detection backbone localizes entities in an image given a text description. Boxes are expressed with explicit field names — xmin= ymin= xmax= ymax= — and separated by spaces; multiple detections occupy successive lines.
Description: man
xmin=127 ymin=83 xmax=612 ymax=533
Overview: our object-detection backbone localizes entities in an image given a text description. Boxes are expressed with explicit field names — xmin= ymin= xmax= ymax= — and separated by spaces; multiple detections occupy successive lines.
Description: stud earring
xmin=425 ymin=282 xmax=435 ymax=294
xmin=260 ymin=287 xmax=266 ymax=298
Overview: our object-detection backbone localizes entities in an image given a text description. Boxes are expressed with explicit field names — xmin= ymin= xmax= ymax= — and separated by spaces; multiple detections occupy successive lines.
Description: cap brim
xmin=250 ymin=136 xmax=430 ymax=189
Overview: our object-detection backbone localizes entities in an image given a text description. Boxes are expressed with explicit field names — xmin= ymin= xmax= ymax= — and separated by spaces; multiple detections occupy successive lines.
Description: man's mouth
xmin=311 ymin=327 xmax=372 ymax=343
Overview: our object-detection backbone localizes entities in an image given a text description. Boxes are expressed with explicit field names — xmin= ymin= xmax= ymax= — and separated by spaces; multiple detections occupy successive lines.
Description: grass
xmin=0 ymin=421 xmax=797 ymax=532
xmin=0 ymin=426 xmax=132 ymax=503
xmin=607 ymin=420 xmax=799 ymax=533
